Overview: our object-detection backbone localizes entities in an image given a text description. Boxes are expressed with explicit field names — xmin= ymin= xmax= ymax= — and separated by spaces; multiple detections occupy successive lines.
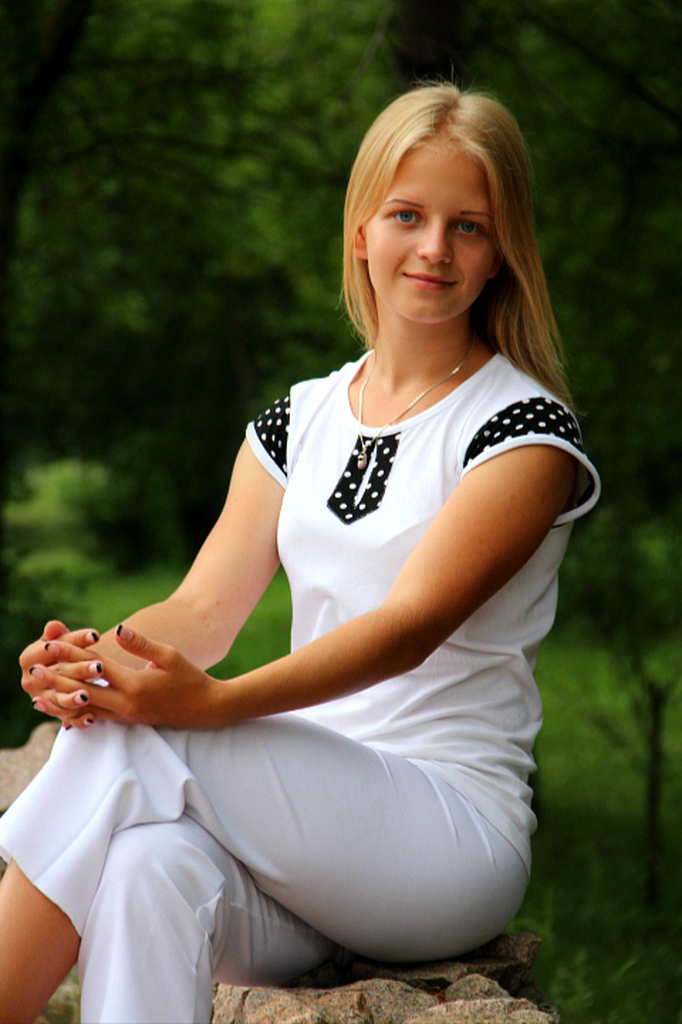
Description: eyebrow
xmin=383 ymin=198 xmax=424 ymax=208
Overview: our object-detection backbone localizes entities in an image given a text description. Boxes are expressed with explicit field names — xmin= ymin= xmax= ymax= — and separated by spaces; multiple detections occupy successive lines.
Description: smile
xmin=404 ymin=274 xmax=455 ymax=290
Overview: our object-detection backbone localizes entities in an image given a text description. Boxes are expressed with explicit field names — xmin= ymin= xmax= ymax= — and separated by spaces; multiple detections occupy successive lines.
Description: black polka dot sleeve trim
xmin=253 ymin=396 xmax=290 ymax=478
xmin=464 ymin=398 xmax=584 ymax=465
xmin=464 ymin=397 xmax=598 ymax=513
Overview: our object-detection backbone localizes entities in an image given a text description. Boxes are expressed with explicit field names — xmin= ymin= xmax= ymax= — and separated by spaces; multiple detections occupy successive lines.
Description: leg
xmin=163 ymin=717 xmax=528 ymax=960
xmin=0 ymin=860 xmax=79 ymax=1024
xmin=78 ymin=815 xmax=339 ymax=1024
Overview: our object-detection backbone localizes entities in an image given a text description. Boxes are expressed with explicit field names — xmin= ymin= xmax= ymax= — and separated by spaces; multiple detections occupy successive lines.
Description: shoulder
xmin=460 ymin=357 xmax=600 ymax=523
xmin=246 ymin=356 xmax=365 ymax=485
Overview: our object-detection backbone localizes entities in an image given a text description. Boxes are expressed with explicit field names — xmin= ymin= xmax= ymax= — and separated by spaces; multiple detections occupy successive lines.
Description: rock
xmin=212 ymin=979 xmax=437 ymax=1024
xmin=0 ymin=722 xmax=59 ymax=813
xmin=308 ymin=980 xmax=437 ymax=1024
xmin=458 ymin=933 xmax=542 ymax=995
xmin=445 ymin=974 xmax=508 ymax=1000
xmin=348 ymin=933 xmax=541 ymax=997
xmin=212 ymin=934 xmax=554 ymax=1024
xmin=212 ymin=985 xmax=327 ymax=1023
xmin=404 ymin=999 xmax=557 ymax=1023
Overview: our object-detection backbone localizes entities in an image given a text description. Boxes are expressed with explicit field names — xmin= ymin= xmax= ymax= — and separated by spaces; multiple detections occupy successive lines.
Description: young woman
xmin=0 ymin=83 xmax=599 ymax=1023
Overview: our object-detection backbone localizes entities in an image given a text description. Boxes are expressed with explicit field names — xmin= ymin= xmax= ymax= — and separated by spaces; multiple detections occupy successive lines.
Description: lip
xmin=404 ymin=273 xmax=455 ymax=290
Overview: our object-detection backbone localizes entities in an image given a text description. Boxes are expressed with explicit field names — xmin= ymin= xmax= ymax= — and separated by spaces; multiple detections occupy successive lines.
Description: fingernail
xmin=63 ymin=722 xmax=72 ymax=731
xmin=44 ymin=642 xmax=58 ymax=653
xmin=76 ymin=692 xmax=89 ymax=705
xmin=86 ymin=630 xmax=100 ymax=644
xmin=32 ymin=700 xmax=47 ymax=713
xmin=29 ymin=665 xmax=44 ymax=679
xmin=116 ymin=624 xmax=133 ymax=641
xmin=83 ymin=716 xmax=96 ymax=727
xmin=88 ymin=661 xmax=103 ymax=676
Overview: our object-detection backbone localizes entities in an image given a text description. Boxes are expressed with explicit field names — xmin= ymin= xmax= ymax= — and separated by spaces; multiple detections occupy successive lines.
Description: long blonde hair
xmin=343 ymin=83 xmax=572 ymax=407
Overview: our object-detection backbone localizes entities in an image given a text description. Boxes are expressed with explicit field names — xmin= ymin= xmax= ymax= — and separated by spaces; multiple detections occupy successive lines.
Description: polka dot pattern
xmin=254 ymin=396 xmax=290 ymax=477
xmin=327 ymin=434 xmax=401 ymax=524
xmin=464 ymin=398 xmax=584 ymax=468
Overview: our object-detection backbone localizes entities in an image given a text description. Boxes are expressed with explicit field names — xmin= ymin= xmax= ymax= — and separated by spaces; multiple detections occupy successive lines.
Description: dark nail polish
xmin=84 ymin=716 xmax=96 ymax=726
xmin=77 ymin=692 xmax=89 ymax=704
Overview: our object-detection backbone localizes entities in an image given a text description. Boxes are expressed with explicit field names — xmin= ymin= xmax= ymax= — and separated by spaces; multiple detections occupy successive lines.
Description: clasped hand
xmin=20 ymin=621 xmax=221 ymax=730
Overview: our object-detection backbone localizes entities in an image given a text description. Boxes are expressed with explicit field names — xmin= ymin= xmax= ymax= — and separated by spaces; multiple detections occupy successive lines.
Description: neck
xmin=371 ymin=318 xmax=479 ymax=394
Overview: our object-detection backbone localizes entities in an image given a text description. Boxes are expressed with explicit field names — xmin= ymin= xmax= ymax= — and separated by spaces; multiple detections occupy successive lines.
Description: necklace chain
xmin=356 ymin=337 xmax=477 ymax=470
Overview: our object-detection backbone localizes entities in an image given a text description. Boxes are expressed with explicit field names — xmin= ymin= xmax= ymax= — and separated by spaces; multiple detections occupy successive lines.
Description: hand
xmin=42 ymin=626 xmax=224 ymax=730
xmin=21 ymin=621 xmax=102 ymax=718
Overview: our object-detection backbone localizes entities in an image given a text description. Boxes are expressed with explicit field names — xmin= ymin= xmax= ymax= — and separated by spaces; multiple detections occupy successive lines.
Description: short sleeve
xmin=245 ymin=395 xmax=290 ymax=488
xmin=462 ymin=397 xmax=600 ymax=523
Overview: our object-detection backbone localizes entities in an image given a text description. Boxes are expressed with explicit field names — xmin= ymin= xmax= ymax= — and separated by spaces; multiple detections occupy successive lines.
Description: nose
xmin=416 ymin=222 xmax=452 ymax=264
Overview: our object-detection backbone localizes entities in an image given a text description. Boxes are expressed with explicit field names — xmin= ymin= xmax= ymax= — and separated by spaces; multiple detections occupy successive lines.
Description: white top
xmin=246 ymin=354 xmax=600 ymax=871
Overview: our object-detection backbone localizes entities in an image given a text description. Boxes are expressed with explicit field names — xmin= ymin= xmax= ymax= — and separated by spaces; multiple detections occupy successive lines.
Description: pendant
xmin=357 ymin=451 xmax=367 ymax=470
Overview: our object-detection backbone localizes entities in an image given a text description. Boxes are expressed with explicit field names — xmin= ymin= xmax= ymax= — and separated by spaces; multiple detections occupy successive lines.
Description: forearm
xmin=215 ymin=599 xmax=427 ymax=726
xmin=93 ymin=592 xmax=236 ymax=671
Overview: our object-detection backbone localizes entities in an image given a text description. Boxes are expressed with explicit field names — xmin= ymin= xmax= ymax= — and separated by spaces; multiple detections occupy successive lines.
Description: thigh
xmin=162 ymin=716 xmax=527 ymax=960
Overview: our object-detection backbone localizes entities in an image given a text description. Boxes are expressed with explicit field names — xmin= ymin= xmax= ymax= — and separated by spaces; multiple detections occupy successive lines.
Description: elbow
xmin=377 ymin=600 xmax=448 ymax=677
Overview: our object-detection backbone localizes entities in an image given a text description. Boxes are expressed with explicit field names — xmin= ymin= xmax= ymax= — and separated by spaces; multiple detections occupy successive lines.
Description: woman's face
xmin=354 ymin=143 xmax=501 ymax=337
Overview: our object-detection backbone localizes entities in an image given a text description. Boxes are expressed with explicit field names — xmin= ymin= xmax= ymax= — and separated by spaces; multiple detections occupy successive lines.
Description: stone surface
xmin=404 ymin=1001 xmax=557 ymax=1023
xmin=445 ymin=973 xmax=509 ymax=1000
xmin=212 ymin=933 xmax=555 ymax=1023
xmin=307 ymin=979 xmax=437 ymax=1024
xmin=0 ymin=721 xmax=59 ymax=812
xmin=212 ymin=986 xmax=328 ymax=1023
xmin=348 ymin=933 xmax=541 ymax=996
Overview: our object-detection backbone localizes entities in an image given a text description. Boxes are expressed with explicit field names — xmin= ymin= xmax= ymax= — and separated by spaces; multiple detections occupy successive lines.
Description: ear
xmin=487 ymin=250 xmax=503 ymax=280
xmin=354 ymin=224 xmax=368 ymax=261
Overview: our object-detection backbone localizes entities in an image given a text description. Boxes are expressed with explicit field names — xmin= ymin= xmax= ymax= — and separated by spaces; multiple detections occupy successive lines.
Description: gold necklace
xmin=356 ymin=336 xmax=477 ymax=470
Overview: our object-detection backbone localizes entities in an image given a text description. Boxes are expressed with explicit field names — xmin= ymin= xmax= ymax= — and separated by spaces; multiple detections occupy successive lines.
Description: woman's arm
xmin=21 ymin=441 xmax=284 ymax=712
xmin=34 ymin=442 xmax=575 ymax=729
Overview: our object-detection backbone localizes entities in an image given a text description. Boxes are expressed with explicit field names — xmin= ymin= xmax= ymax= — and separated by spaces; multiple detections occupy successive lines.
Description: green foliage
xmin=4 ymin=0 xmax=393 ymax=555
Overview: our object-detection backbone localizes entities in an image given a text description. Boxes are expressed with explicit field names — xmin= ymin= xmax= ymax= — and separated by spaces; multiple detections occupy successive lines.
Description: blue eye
xmin=459 ymin=220 xmax=478 ymax=235
xmin=395 ymin=210 xmax=417 ymax=224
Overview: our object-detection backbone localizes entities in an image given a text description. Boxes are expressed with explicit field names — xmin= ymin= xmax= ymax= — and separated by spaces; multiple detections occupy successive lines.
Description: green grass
xmin=513 ymin=630 xmax=682 ymax=1024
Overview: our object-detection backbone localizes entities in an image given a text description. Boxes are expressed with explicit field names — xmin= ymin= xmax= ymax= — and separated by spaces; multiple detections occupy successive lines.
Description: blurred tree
xmin=3 ymin=0 xmax=395 ymax=554
xmin=0 ymin=0 xmax=95 ymax=589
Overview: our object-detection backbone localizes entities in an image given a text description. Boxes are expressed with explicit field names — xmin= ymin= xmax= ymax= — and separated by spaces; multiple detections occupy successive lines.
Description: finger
xmin=114 ymin=625 xmax=178 ymax=670
xmin=19 ymin=630 xmax=100 ymax=673
xmin=50 ymin=659 xmax=110 ymax=689
xmin=24 ymin=659 xmax=106 ymax=706
xmin=41 ymin=620 xmax=71 ymax=641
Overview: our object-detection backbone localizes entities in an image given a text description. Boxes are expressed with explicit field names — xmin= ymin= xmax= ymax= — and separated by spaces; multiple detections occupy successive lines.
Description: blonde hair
xmin=343 ymin=83 xmax=572 ymax=407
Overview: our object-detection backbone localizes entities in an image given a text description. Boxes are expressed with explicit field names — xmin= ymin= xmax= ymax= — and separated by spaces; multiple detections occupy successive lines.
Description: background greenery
xmin=1 ymin=2 xmax=680 ymax=1021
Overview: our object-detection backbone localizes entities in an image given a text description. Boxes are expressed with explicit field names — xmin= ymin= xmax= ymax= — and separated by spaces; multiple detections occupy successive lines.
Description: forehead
xmin=387 ymin=142 xmax=491 ymax=207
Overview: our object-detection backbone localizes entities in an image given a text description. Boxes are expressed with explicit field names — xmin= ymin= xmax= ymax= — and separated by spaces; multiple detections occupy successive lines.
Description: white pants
xmin=0 ymin=716 xmax=527 ymax=1023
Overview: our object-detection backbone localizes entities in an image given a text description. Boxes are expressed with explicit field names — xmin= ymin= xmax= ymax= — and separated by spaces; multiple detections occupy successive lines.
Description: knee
xmin=91 ymin=818 xmax=228 ymax=931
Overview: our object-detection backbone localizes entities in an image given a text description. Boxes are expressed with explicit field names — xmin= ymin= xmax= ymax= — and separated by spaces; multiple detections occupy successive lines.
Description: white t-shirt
xmin=246 ymin=354 xmax=600 ymax=871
